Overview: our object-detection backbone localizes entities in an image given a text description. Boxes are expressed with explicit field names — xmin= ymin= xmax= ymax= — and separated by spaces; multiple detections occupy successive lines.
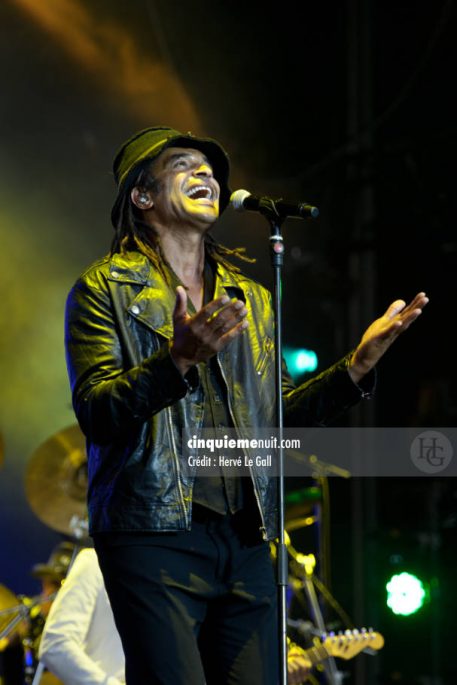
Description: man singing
xmin=64 ymin=126 xmax=427 ymax=684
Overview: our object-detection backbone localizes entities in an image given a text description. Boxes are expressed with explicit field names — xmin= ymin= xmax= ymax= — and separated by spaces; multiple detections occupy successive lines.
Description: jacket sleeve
xmin=282 ymin=353 xmax=376 ymax=427
xmin=65 ymin=275 xmax=197 ymax=444
xmin=38 ymin=550 xmax=125 ymax=685
xmin=258 ymin=288 xmax=375 ymax=427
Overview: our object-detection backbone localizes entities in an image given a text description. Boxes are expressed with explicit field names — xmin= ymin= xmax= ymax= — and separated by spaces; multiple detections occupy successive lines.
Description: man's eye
xmin=173 ymin=159 xmax=188 ymax=169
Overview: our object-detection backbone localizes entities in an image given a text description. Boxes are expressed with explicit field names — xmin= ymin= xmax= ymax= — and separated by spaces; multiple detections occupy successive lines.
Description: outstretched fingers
xmin=195 ymin=296 xmax=248 ymax=339
xmin=384 ymin=299 xmax=406 ymax=319
xmin=384 ymin=292 xmax=429 ymax=332
xmin=217 ymin=317 xmax=249 ymax=346
xmin=346 ymin=290 xmax=429 ymax=384
xmin=171 ymin=291 xmax=250 ymax=373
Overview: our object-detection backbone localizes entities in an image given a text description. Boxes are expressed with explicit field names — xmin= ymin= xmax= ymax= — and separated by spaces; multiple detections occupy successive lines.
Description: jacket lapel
xmin=108 ymin=252 xmax=175 ymax=339
xmin=108 ymin=251 xmax=250 ymax=341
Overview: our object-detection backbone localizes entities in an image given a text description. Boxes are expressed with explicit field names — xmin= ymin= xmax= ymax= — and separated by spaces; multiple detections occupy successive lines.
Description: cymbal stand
xmin=0 ymin=601 xmax=31 ymax=641
xmin=0 ymin=594 xmax=57 ymax=685
xmin=0 ymin=594 xmax=58 ymax=636
xmin=0 ymin=592 xmax=59 ymax=641
xmin=289 ymin=553 xmax=344 ymax=684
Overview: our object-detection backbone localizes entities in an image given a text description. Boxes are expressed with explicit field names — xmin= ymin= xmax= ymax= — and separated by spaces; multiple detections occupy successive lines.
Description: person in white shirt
xmin=38 ymin=547 xmax=124 ymax=685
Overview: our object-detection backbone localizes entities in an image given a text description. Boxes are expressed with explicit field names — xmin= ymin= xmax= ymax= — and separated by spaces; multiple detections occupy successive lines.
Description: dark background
xmin=1 ymin=1 xmax=456 ymax=683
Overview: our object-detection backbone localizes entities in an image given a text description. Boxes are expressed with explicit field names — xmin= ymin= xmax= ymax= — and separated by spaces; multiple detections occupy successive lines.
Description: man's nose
xmin=194 ymin=162 xmax=213 ymax=177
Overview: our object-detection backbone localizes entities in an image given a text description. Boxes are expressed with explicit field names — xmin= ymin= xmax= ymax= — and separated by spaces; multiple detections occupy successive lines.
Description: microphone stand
xmin=254 ymin=196 xmax=319 ymax=684
xmin=257 ymin=198 xmax=288 ymax=685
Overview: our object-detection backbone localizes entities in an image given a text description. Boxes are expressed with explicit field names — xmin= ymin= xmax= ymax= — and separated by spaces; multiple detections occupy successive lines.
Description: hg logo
xmin=410 ymin=431 xmax=453 ymax=473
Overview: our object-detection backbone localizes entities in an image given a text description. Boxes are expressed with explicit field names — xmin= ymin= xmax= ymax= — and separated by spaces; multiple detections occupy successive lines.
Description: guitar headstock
xmin=320 ymin=628 xmax=384 ymax=660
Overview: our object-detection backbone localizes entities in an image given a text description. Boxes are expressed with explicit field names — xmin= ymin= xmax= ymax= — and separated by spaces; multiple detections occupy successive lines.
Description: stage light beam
xmin=283 ymin=347 xmax=318 ymax=380
xmin=386 ymin=572 xmax=427 ymax=616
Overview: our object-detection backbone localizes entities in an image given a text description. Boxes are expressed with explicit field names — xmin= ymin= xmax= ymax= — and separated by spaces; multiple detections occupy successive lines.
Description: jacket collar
xmin=107 ymin=250 xmax=247 ymax=339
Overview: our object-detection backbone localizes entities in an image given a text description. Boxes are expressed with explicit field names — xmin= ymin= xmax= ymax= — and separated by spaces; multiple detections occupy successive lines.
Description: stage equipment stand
xmin=254 ymin=197 xmax=320 ymax=685
xmin=286 ymin=458 xmax=351 ymax=684
xmin=291 ymin=552 xmax=345 ymax=684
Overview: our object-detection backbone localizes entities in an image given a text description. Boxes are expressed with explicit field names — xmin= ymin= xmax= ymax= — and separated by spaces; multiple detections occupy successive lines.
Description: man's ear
xmin=131 ymin=187 xmax=154 ymax=210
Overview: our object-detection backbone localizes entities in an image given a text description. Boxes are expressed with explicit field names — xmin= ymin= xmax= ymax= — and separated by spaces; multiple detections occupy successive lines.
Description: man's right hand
xmin=170 ymin=286 xmax=249 ymax=376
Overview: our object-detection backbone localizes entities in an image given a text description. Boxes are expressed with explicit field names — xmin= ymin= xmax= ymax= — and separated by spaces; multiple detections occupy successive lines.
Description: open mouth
xmin=185 ymin=185 xmax=214 ymax=201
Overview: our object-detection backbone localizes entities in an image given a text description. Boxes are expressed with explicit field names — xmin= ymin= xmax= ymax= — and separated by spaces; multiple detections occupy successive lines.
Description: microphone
xmin=230 ymin=189 xmax=319 ymax=220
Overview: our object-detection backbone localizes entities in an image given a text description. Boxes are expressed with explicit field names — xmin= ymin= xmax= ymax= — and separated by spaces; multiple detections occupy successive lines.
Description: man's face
xmin=40 ymin=577 xmax=62 ymax=617
xmin=147 ymin=147 xmax=220 ymax=229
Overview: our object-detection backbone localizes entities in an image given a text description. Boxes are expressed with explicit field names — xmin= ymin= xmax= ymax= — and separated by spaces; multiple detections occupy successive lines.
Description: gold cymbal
xmin=25 ymin=424 xmax=89 ymax=539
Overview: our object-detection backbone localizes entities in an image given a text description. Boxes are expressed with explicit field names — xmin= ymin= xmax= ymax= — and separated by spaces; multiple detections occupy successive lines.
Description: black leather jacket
xmin=65 ymin=250 xmax=368 ymax=540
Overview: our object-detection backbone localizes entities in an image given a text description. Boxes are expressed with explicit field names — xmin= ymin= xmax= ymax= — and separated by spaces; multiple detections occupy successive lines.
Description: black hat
xmin=30 ymin=541 xmax=76 ymax=582
xmin=111 ymin=126 xmax=231 ymax=227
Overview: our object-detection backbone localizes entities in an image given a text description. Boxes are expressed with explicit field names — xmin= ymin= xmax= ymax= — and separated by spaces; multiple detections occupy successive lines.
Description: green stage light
xmin=386 ymin=572 xmax=427 ymax=616
xmin=283 ymin=347 xmax=318 ymax=379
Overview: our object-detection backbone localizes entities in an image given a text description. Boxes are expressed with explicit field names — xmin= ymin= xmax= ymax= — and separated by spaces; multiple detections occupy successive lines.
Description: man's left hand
xmin=348 ymin=291 xmax=429 ymax=384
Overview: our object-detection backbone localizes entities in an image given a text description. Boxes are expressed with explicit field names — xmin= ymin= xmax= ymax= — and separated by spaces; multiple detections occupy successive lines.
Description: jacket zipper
xmin=256 ymin=337 xmax=274 ymax=377
xmin=216 ymin=354 xmax=268 ymax=538
xmin=166 ymin=406 xmax=188 ymax=528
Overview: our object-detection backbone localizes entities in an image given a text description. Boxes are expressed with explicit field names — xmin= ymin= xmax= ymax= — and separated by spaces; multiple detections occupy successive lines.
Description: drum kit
xmin=0 ymin=425 xmax=89 ymax=685
xmin=1 ymin=425 xmax=382 ymax=685
xmin=24 ymin=424 xmax=89 ymax=541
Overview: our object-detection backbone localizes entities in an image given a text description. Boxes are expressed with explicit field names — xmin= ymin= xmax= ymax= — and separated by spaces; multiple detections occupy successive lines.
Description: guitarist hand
xmin=288 ymin=641 xmax=311 ymax=684
xmin=286 ymin=626 xmax=385 ymax=683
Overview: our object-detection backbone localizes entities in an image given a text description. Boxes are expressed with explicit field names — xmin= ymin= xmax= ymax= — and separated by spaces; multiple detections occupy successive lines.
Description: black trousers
xmin=94 ymin=506 xmax=279 ymax=685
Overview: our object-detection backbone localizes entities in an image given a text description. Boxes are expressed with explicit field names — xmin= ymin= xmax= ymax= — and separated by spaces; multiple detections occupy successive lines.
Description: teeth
xmin=186 ymin=185 xmax=212 ymax=200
